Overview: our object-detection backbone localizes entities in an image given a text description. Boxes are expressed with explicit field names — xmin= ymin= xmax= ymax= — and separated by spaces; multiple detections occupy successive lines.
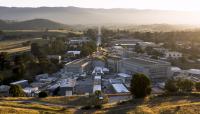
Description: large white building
xmin=164 ymin=51 xmax=182 ymax=59
xmin=64 ymin=59 xmax=91 ymax=74
xmin=68 ymin=37 xmax=90 ymax=45
xmin=119 ymin=57 xmax=171 ymax=80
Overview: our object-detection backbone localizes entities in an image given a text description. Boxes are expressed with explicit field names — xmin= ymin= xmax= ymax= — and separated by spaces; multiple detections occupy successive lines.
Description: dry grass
xmin=0 ymin=96 xmax=89 ymax=106
xmin=0 ymin=46 xmax=30 ymax=53
xmin=0 ymin=106 xmax=39 ymax=114
xmin=0 ymin=95 xmax=199 ymax=114
xmin=0 ymin=101 xmax=72 ymax=114
xmin=37 ymin=96 xmax=90 ymax=106
xmin=0 ymin=40 xmax=26 ymax=49
xmin=94 ymin=96 xmax=200 ymax=114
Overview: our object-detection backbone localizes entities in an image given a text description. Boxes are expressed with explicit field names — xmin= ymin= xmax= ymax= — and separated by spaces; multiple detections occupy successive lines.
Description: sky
xmin=0 ymin=0 xmax=200 ymax=11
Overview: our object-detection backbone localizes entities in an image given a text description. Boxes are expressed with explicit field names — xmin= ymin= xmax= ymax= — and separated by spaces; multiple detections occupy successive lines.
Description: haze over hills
xmin=0 ymin=19 xmax=68 ymax=30
xmin=1 ymin=6 xmax=200 ymax=25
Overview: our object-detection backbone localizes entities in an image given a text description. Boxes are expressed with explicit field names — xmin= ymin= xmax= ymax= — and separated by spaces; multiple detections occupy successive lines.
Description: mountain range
xmin=1 ymin=6 xmax=200 ymax=25
xmin=0 ymin=19 xmax=68 ymax=30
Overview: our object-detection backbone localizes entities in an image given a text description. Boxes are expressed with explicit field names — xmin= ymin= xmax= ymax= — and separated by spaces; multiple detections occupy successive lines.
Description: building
xmin=93 ymin=85 xmax=101 ymax=93
xmin=119 ymin=57 xmax=171 ymax=81
xmin=93 ymin=75 xmax=102 ymax=93
xmin=117 ymin=73 xmax=132 ymax=88
xmin=112 ymin=84 xmax=129 ymax=93
xmin=164 ymin=51 xmax=182 ymax=59
xmin=0 ymin=85 xmax=10 ymax=96
xmin=153 ymin=48 xmax=169 ymax=53
xmin=112 ymin=39 xmax=142 ymax=46
xmin=35 ymin=73 xmax=49 ymax=81
xmin=23 ymin=87 xmax=39 ymax=97
xmin=10 ymin=80 xmax=29 ymax=88
xmin=67 ymin=51 xmax=81 ymax=56
xmin=138 ymin=42 xmax=157 ymax=49
xmin=64 ymin=59 xmax=91 ymax=74
xmin=49 ymin=78 xmax=76 ymax=96
xmin=58 ymin=79 xmax=76 ymax=96
xmin=68 ymin=37 xmax=90 ymax=45
xmin=187 ymin=69 xmax=200 ymax=78
xmin=107 ymin=55 xmax=121 ymax=72
xmin=171 ymin=67 xmax=182 ymax=76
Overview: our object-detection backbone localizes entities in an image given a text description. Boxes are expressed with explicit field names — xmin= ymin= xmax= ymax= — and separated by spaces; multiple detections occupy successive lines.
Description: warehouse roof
xmin=112 ymin=84 xmax=129 ymax=93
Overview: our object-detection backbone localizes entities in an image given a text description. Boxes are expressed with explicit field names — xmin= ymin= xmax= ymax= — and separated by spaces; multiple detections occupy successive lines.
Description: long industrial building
xmin=64 ymin=59 xmax=91 ymax=74
xmin=119 ymin=57 xmax=171 ymax=80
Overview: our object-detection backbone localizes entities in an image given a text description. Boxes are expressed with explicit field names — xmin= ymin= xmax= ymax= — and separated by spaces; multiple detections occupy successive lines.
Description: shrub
xmin=9 ymin=85 xmax=25 ymax=97
xmin=130 ymin=73 xmax=151 ymax=98
xmin=81 ymin=105 xmax=92 ymax=110
xmin=117 ymin=100 xmax=128 ymax=105
xmin=94 ymin=104 xmax=103 ymax=109
xmin=165 ymin=79 xmax=178 ymax=93
xmin=38 ymin=91 xmax=48 ymax=98
xmin=177 ymin=79 xmax=194 ymax=92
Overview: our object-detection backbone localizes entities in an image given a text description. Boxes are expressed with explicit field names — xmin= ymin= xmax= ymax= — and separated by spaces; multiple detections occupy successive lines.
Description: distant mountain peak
xmin=0 ymin=7 xmax=200 ymax=25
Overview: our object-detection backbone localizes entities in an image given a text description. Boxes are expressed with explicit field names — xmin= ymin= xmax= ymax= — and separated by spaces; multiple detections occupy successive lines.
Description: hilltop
xmin=1 ymin=7 xmax=200 ymax=25
xmin=0 ymin=19 xmax=69 ymax=30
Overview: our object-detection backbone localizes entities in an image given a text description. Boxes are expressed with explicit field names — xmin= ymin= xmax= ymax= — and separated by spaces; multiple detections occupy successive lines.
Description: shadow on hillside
xmin=147 ymin=95 xmax=200 ymax=107
xmin=74 ymin=99 xmax=146 ymax=114
xmin=105 ymin=99 xmax=146 ymax=114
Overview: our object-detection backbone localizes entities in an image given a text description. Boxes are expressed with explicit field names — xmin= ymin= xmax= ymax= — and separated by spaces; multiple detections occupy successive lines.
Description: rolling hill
xmin=0 ymin=19 xmax=68 ymax=30
xmin=1 ymin=6 xmax=200 ymax=25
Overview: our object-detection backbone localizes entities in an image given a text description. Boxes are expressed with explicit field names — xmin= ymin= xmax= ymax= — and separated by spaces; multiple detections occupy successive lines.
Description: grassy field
xmin=0 ymin=95 xmax=199 ymax=114
xmin=0 ymin=38 xmax=47 ymax=54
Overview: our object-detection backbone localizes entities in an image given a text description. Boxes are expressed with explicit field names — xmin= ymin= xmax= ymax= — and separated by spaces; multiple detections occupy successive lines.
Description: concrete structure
xmin=58 ymin=79 xmax=76 ymax=96
xmin=93 ymin=75 xmax=102 ymax=93
xmin=112 ymin=39 xmax=142 ymax=46
xmin=93 ymin=85 xmax=101 ymax=93
xmin=49 ymin=78 xmax=76 ymax=96
xmin=165 ymin=51 xmax=182 ymax=59
xmin=35 ymin=73 xmax=49 ymax=81
xmin=0 ymin=85 xmax=10 ymax=96
xmin=68 ymin=37 xmax=90 ymax=45
xmin=109 ymin=79 xmax=123 ymax=84
xmin=107 ymin=55 xmax=121 ymax=72
xmin=119 ymin=57 xmax=171 ymax=80
xmin=154 ymin=48 xmax=169 ymax=53
xmin=138 ymin=42 xmax=157 ymax=49
xmin=118 ymin=73 xmax=132 ymax=87
xmin=171 ymin=67 xmax=182 ymax=76
xmin=187 ymin=69 xmax=200 ymax=78
xmin=10 ymin=80 xmax=29 ymax=88
xmin=64 ymin=59 xmax=91 ymax=74
xmin=112 ymin=84 xmax=129 ymax=93
xmin=23 ymin=87 xmax=39 ymax=97
xmin=67 ymin=51 xmax=81 ymax=56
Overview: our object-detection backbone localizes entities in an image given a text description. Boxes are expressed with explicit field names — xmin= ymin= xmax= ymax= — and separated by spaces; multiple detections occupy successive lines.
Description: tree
xmin=12 ymin=56 xmax=26 ymax=80
xmin=31 ymin=43 xmax=43 ymax=57
xmin=0 ymin=73 xmax=4 ymax=85
xmin=134 ymin=43 xmax=144 ymax=54
xmin=177 ymin=79 xmax=194 ymax=92
xmin=9 ymin=85 xmax=24 ymax=97
xmin=130 ymin=73 xmax=151 ymax=98
xmin=38 ymin=91 xmax=48 ymax=98
xmin=165 ymin=79 xmax=178 ymax=93
xmin=0 ymin=52 xmax=10 ymax=70
xmin=195 ymin=82 xmax=200 ymax=91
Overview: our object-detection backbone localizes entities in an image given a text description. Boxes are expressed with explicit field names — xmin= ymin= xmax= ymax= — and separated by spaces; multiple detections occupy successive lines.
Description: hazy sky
xmin=0 ymin=0 xmax=200 ymax=11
